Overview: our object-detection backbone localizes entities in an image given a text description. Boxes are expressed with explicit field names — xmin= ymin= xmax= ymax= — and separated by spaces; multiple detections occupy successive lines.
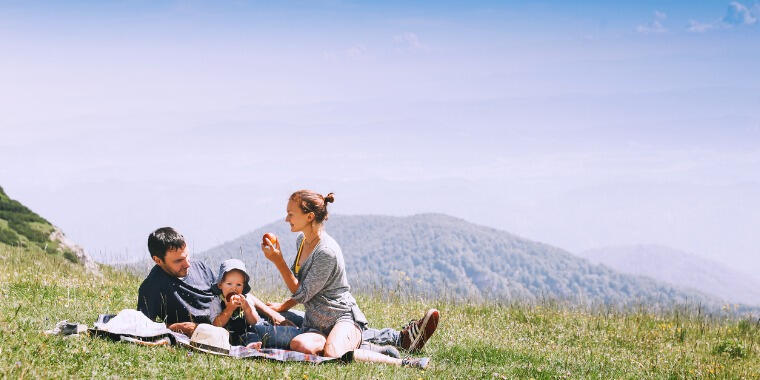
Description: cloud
xmin=636 ymin=11 xmax=668 ymax=34
xmin=723 ymin=1 xmax=757 ymax=25
xmin=688 ymin=1 xmax=758 ymax=32
xmin=346 ymin=44 xmax=367 ymax=59
xmin=688 ymin=20 xmax=715 ymax=33
xmin=393 ymin=32 xmax=425 ymax=50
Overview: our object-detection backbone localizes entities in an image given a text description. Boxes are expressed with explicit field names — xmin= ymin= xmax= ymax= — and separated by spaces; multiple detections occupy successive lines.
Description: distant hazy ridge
xmin=580 ymin=245 xmax=760 ymax=306
xmin=197 ymin=214 xmax=739 ymax=310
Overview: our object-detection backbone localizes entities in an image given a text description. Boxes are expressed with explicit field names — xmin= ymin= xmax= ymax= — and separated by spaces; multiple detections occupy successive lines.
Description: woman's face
xmin=286 ymin=199 xmax=313 ymax=233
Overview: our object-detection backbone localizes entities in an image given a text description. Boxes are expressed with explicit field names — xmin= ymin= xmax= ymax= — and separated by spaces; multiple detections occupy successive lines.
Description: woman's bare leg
xmin=323 ymin=321 xmax=362 ymax=358
xmin=352 ymin=348 xmax=403 ymax=365
xmin=289 ymin=332 xmax=326 ymax=355
xmin=324 ymin=321 xmax=406 ymax=366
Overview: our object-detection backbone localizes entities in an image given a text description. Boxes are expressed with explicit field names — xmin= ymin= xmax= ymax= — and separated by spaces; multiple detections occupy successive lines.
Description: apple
xmin=226 ymin=293 xmax=239 ymax=303
xmin=263 ymin=232 xmax=278 ymax=246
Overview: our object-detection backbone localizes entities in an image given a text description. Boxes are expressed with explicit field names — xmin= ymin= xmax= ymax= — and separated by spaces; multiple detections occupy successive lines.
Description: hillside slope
xmin=579 ymin=245 xmax=760 ymax=306
xmin=196 ymin=214 xmax=730 ymax=309
xmin=0 ymin=185 xmax=98 ymax=273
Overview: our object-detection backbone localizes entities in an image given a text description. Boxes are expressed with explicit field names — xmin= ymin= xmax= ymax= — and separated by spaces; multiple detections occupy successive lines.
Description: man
xmin=137 ymin=227 xmax=438 ymax=353
xmin=137 ymin=227 xmax=215 ymax=335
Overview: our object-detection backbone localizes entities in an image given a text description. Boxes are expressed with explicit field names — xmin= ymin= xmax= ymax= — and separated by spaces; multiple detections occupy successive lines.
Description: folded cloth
xmin=93 ymin=309 xmax=172 ymax=336
xmin=45 ymin=309 xmax=339 ymax=364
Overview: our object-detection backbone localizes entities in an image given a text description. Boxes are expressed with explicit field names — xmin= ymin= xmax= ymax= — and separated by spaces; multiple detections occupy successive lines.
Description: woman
xmin=261 ymin=190 xmax=429 ymax=369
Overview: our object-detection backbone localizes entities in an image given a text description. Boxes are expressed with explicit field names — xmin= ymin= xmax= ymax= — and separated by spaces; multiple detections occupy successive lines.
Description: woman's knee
xmin=323 ymin=341 xmax=345 ymax=358
xmin=290 ymin=334 xmax=325 ymax=355
xmin=323 ymin=322 xmax=361 ymax=358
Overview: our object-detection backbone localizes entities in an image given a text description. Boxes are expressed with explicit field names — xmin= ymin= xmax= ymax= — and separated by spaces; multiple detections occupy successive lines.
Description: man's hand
xmin=168 ymin=322 xmax=197 ymax=336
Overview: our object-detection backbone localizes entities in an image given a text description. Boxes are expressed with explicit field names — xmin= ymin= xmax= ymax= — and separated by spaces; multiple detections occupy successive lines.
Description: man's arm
xmin=136 ymin=282 xmax=163 ymax=322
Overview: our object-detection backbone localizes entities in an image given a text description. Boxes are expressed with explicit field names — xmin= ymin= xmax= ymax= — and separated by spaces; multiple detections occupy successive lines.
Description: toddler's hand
xmin=225 ymin=294 xmax=244 ymax=310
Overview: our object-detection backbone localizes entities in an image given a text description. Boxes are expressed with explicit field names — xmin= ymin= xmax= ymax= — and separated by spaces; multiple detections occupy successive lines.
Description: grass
xmin=1 ymin=244 xmax=759 ymax=379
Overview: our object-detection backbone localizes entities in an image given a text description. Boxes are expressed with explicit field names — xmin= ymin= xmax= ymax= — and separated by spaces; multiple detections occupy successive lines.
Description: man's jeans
xmin=248 ymin=309 xmax=400 ymax=349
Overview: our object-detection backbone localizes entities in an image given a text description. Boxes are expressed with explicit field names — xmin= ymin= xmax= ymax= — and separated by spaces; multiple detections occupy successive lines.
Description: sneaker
xmin=400 ymin=309 xmax=439 ymax=353
xmin=401 ymin=357 xmax=430 ymax=370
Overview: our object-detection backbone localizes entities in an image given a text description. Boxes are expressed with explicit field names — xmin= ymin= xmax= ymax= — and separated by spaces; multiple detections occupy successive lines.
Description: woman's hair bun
xmin=324 ymin=192 xmax=335 ymax=204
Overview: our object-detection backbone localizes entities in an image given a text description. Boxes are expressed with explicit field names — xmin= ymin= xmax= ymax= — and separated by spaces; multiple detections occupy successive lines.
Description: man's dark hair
xmin=148 ymin=227 xmax=186 ymax=261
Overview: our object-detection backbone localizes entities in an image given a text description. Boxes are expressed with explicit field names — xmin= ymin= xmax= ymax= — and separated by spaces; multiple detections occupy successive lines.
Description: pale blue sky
xmin=1 ymin=1 xmax=759 ymax=275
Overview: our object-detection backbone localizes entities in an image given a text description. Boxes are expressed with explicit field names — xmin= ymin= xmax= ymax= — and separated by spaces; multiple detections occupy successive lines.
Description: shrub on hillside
xmin=0 ymin=226 xmax=21 ymax=246
xmin=8 ymin=219 xmax=48 ymax=243
xmin=713 ymin=339 xmax=749 ymax=359
xmin=63 ymin=250 xmax=79 ymax=264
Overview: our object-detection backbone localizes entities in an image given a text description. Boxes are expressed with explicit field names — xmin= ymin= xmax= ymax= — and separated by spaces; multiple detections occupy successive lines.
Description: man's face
xmin=153 ymin=245 xmax=190 ymax=278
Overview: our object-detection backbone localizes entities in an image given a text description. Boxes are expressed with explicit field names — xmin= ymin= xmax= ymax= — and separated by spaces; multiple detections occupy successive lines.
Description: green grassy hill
xmin=2 ymin=243 xmax=759 ymax=378
xmin=0 ymin=185 xmax=79 ymax=264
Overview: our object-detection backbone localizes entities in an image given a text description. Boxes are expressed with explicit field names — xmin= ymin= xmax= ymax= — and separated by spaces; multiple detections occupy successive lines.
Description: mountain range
xmin=579 ymin=245 xmax=760 ymax=306
xmin=195 ymin=213 xmax=740 ymax=311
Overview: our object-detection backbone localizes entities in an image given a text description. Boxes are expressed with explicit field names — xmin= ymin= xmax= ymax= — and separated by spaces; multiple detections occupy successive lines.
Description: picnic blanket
xmin=45 ymin=309 xmax=338 ymax=364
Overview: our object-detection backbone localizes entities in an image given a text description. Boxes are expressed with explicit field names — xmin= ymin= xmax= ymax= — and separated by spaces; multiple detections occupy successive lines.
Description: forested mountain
xmin=0 ymin=185 xmax=98 ymax=273
xmin=579 ymin=245 xmax=760 ymax=306
xmin=196 ymin=214 xmax=733 ymax=310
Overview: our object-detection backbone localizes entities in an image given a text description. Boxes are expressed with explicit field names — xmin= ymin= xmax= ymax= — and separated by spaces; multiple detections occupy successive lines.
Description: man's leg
xmin=362 ymin=309 xmax=440 ymax=352
xmin=254 ymin=322 xmax=302 ymax=349
xmin=361 ymin=327 xmax=400 ymax=346
xmin=280 ymin=309 xmax=305 ymax=326
xmin=396 ymin=309 xmax=439 ymax=353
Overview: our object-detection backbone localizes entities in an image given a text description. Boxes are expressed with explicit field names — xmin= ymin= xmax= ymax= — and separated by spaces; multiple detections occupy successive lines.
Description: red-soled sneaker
xmin=400 ymin=308 xmax=439 ymax=353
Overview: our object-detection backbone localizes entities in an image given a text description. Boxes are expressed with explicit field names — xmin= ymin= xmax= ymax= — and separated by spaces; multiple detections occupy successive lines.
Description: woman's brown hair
xmin=290 ymin=190 xmax=335 ymax=224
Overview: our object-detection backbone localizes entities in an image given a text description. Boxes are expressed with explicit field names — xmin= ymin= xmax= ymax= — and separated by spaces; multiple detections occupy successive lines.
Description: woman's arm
xmin=290 ymin=249 xmax=335 ymax=305
xmin=273 ymin=260 xmax=299 ymax=294
xmin=250 ymin=294 xmax=295 ymax=326
xmin=266 ymin=298 xmax=298 ymax=313
xmin=262 ymin=238 xmax=300 ymax=293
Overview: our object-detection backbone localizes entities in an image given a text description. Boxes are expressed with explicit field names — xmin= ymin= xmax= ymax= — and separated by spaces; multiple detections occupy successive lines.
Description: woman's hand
xmin=261 ymin=237 xmax=283 ymax=263
xmin=265 ymin=301 xmax=284 ymax=312
xmin=271 ymin=313 xmax=297 ymax=327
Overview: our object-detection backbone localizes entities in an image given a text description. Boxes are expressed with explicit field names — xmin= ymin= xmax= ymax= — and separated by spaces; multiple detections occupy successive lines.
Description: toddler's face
xmin=218 ymin=270 xmax=245 ymax=298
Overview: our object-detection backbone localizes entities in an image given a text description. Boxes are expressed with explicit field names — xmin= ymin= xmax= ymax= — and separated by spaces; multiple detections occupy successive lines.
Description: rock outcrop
xmin=50 ymin=227 xmax=101 ymax=276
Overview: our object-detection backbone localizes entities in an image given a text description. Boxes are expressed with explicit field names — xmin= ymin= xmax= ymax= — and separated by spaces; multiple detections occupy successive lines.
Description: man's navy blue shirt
xmin=137 ymin=261 xmax=216 ymax=325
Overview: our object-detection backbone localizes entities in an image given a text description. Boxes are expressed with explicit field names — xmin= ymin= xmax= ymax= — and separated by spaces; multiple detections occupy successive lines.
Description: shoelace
xmin=404 ymin=320 xmax=421 ymax=338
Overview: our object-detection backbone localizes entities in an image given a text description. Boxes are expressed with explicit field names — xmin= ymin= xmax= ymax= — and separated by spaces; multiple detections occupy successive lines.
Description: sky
xmin=1 ymin=1 xmax=759 ymax=276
